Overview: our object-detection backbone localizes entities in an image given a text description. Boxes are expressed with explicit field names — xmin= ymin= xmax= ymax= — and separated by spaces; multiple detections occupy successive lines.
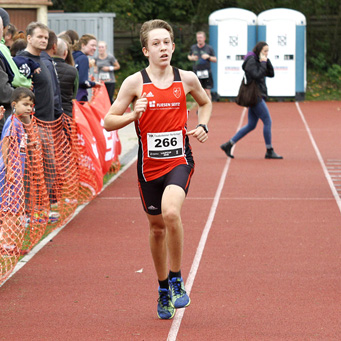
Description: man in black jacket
xmin=41 ymin=30 xmax=63 ymax=119
xmin=53 ymin=38 xmax=78 ymax=117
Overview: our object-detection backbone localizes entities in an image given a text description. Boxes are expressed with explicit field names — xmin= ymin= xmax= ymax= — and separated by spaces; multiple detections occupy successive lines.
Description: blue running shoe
xmin=169 ymin=277 xmax=190 ymax=308
xmin=157 ymin=288 xmax=175 ymax=320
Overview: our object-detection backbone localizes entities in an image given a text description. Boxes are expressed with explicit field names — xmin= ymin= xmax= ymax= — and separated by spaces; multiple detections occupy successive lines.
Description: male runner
xmin=104 ymin=19 xmax=211 ymax=320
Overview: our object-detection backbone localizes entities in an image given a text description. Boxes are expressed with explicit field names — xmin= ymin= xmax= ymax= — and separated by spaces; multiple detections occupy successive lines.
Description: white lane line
xmin=100 ymin=196 xmax=334 ymax=201
xmin=295 ymin=102 xmax=341 ymax=213
xmin=167 ymin=107 xmax=247 ymax=341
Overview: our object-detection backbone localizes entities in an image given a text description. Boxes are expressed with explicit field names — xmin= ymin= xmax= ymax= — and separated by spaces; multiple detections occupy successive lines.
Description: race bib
xmin=147 ymin=131 xmax=184 ymax=159
xmin=99 ymin=72 xmax=110 ymax=81
xmin=196 ymin=69 xmax=209 ymax=79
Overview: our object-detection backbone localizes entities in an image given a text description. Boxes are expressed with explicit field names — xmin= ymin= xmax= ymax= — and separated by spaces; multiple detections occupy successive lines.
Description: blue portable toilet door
xmin=265 ymin=20 xmax=296 ymax=97
xmin=217 ymin=19 xmax=249 ymax=97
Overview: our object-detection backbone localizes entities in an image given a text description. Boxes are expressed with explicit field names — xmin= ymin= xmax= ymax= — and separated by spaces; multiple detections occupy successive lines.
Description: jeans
xmin=231 ymin=99 xmax=272 ymax=148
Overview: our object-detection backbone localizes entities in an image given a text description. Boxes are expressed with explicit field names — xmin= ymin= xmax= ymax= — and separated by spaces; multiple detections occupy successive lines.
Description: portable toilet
xmin=209 ymin=8 xmax=257 ymax=100
xmin=257 ymin=8 xmax=306 ymax=100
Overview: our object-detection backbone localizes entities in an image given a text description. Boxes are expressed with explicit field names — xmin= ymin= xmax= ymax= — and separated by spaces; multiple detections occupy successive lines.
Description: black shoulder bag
xmin=235 ymin=74 xmax=261 ymax=108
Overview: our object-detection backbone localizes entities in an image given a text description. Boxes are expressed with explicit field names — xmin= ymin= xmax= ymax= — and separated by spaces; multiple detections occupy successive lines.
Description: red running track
xmin=1 ymin=101 xmax=341 ymax=340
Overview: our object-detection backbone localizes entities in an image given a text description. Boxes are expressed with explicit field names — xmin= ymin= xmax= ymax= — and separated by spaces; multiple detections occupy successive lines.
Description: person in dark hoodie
xmin=40 ymin=29 xmax=63 ymax=119
xmin=54 ymin=38 xmax=78 ymax=117
xmin=18 ymin=21 xmax=54 ymax=122
xmin=18 ymin=22 xmax=59 ymax=223
xmin=220 ymin=41 xmax=283 ymax=160
xmin=72 ymin=34 xmax=101 ymax=102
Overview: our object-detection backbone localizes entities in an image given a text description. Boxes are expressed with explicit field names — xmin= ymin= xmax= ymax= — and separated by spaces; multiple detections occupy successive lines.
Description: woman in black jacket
xmin=220 ymin=41 xmax=283 ymax=159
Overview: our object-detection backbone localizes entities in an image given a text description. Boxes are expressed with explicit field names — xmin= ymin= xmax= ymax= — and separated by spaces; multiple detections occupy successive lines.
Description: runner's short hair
xmin=140 ymin=19 xmax=174 ymax=48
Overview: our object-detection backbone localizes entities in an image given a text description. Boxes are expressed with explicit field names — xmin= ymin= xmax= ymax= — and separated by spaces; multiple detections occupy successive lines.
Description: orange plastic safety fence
xmin=1 ymin=109 xmax=117 ymax=285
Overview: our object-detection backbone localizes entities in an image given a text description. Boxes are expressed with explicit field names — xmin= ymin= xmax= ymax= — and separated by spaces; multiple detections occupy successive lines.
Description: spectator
xmin=94 ymin=41 xmax=120 ymax=104
xmin=73 ymin=34 xmax=101 ymax=102
xmin=58 ymin=33 xmax=76 ymax=67
xmin=0 ymin=87 xmax=35 ymax=256
xmin=65 ymin=29 xmax=79 ymax=45
xmin=10 ymin=29 xmax=39 ymax=78
xmin=18 ymin=22 xmax=59 ymax=223
xmin=54 ymin=38 xmax=78 ymax=117
xmin=0 ymin=16 xmax=14 ymax=136
xmin=10 ymin=38 xmax=27 ymax=57
xmin=188 ymin=31 xmax=217 ymax=101
xmin=17 ymin=22 xmax=54 ymax=121
xmin=4 ymin=22 xmax=16 ymax=48
xmin=13 ymin=30 xmax=25 ymax=40
xmin=220 ymin=41 xmax=283 ymax=159
xmin=41 ymin=30 xmax=63 ymax=119
xmin=0 ymin=8 xmax=32 ymax=90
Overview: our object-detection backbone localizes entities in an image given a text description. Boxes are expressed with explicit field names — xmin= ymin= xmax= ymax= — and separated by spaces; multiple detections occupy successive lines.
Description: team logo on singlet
xmin=173 ymin=87 xmax=181 ymax=99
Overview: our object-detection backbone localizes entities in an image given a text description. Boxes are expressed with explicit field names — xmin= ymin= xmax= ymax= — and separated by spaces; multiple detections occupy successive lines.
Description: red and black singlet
xmin=135 ymin=67 xmax=194 ymax=182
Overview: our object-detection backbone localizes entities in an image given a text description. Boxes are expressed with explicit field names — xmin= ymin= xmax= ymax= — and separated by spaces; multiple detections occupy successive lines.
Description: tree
xmin=51 ymin=0 xmax=341 ymax=65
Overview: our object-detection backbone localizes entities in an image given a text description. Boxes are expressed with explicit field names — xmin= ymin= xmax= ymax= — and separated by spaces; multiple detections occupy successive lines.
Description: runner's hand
xmin=133 ymin=92 xmax=148 ymax=120
xmin=186 ymin=126 xmax=208 ymax=143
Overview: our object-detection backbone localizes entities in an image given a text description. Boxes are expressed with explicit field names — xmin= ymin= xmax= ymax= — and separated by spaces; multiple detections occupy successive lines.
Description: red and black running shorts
xmin=138 ymin=164 xmax=194 ymax=215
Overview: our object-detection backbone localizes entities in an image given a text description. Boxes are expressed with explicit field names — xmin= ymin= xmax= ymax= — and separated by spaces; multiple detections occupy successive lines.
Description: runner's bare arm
xmin=181 ymin=70 xmax=212 ymax=142
xmin=103 ymin=73 xmax=147 ymax=131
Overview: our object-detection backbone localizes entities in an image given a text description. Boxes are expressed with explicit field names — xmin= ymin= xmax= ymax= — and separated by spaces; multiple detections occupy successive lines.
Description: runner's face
xmin=28 ymin=28 xmax=49 ymax=51
xmin=143 ymin=28 xmax=174 ymax=65
xmin=13 ymin=97 xmax=34 ymax=117
xmin=82 ymin=39 xmax=97 ymax=56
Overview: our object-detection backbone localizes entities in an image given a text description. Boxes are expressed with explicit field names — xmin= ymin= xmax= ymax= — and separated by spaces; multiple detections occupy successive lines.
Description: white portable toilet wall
xmin=209 ymin=8 xmax=257 ymax=100
xmin=257 ymin=8 xmax=306 ymax=100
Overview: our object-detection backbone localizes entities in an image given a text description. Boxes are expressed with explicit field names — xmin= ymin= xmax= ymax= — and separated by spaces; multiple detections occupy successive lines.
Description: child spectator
xmin=0 ymin=87 xmax=36 ymax=256
xmin=10 ymin=38 xmax=27 ymax=57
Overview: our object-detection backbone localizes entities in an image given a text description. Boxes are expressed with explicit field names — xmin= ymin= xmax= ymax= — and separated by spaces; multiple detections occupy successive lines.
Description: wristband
xmin=196 ymin=124 xmax=208 ymax=133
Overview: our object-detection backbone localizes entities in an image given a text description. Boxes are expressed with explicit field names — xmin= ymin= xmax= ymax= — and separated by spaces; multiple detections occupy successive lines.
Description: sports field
xmin=1 ymin=101 xmax=341 ymax=340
